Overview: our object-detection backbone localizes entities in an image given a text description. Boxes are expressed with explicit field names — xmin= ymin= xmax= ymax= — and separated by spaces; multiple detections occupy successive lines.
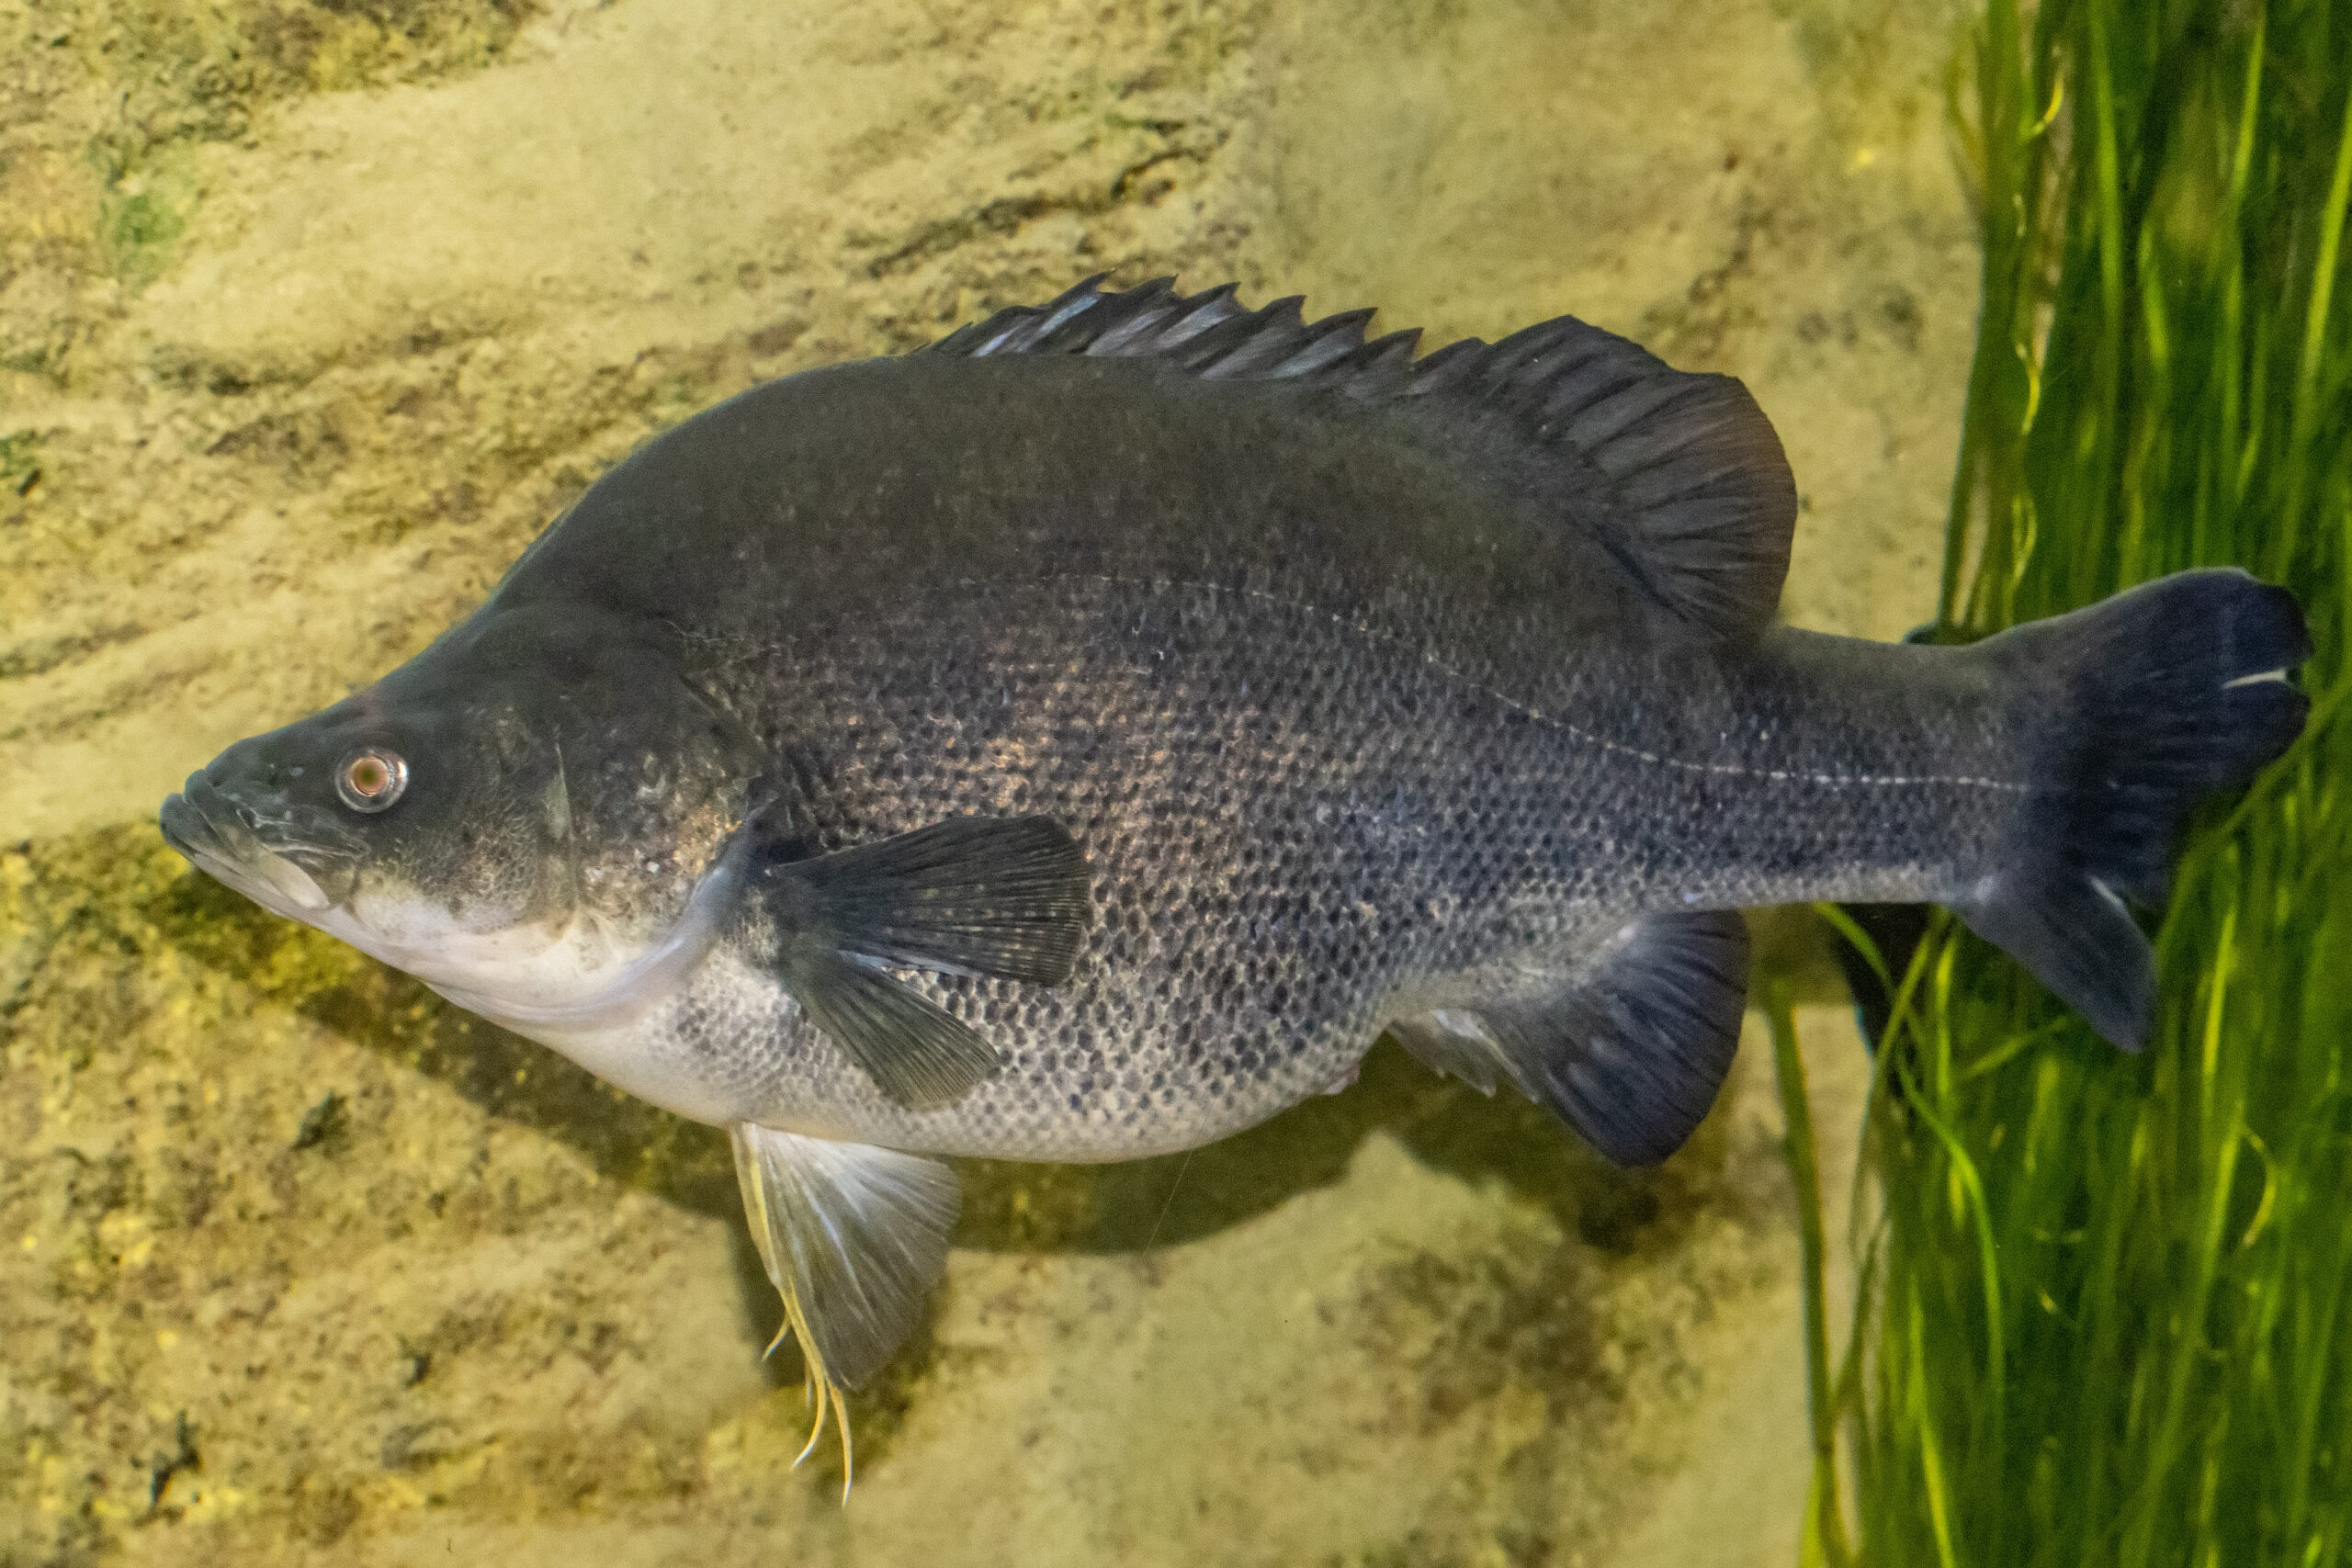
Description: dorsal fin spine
xmin=1157 ymin=285 xmax=1239 ymax=349
xmin=1269 ymin=310 xmax=1374 ymax=378
xmin=1195 ymin=296 xmax=1305 ymax=379
xmin=1088 ymin=299 xmax=1179 ymax=356
xmin=922 ymin=277 xmax=1797 ymax=645
xmin=1406 ymin=339 xmax=1484 ymax=394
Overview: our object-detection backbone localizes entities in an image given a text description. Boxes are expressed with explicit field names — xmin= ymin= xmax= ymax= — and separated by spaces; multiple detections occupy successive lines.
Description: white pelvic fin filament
xmin=738 ymin=1130 xmax=857 ymax=1504
xmin=767 ymin=1285 xmax=854 ymax=1503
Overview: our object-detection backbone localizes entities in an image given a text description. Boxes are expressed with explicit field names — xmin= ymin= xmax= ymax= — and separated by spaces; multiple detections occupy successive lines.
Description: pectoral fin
xmin=776 ymin=943 xmax=1003 ymax=1110
xmin=761 ymin=815 xmax=1091 ymax=1109
xmin=785 ymin=814 xmax=1091 ymax=984
xmin=731 ymin=1123 xmax=962 ymax=1497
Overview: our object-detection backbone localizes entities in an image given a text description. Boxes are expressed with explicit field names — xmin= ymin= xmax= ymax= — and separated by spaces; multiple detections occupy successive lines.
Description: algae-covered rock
xmin=2 ymin=0 xmax=1956 ymax=1560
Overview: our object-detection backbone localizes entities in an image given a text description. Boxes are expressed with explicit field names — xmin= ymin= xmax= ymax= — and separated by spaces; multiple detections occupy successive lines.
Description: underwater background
xmin=5 ymin=0 xmax=2340 ymax=1562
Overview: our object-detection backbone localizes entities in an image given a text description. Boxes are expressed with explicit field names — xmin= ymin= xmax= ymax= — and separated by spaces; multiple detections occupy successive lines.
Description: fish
xmin=160 ymin=276 xmax=2311 ymax=1485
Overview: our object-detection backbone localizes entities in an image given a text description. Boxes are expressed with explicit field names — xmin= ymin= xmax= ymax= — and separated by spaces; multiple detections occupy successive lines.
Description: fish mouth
xmin=160 ymin=772 xmax=358 ymax=918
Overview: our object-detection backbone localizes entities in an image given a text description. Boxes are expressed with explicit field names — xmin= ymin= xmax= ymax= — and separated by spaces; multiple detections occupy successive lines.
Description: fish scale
xmin=159 ymin=276 xmax=2310 ymax=1483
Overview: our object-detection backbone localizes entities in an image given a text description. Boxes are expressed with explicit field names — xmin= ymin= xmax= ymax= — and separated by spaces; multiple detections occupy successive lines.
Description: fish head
xmin=159 ymin=680 xmax=578 ymax=977
xmin=160 ymin=604 xmax=753 ymax=1000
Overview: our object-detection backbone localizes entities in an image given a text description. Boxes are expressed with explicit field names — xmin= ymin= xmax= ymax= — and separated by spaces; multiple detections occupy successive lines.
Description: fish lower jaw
xmin=181 ymin=845 xmax=331 ymax=919
xmin=161 ymin=792 xmax=334 ymax=914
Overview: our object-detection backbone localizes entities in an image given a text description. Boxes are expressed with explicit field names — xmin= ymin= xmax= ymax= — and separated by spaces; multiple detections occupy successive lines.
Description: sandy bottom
xmin=0 ymin=0 xmax=1965 ymax=1560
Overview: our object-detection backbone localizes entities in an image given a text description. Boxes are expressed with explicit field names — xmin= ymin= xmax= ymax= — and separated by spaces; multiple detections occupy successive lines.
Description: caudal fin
xmin=1959 ymin=569 xmax=2310 ymax=1049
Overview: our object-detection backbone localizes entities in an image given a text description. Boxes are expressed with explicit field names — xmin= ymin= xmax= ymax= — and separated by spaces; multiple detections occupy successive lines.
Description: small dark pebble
xmin=292 ymin=1091 xmax=347 ymax=1151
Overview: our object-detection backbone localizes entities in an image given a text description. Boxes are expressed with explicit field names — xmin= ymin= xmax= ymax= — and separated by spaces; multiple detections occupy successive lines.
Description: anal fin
xmin=1389 ymin=1009 xmax=1507 ymax=1096
xmin=731 ymin=1124 xmax=961 ymax=1498
xmin=1396 ymin=908 xmax=1749 ymax=1166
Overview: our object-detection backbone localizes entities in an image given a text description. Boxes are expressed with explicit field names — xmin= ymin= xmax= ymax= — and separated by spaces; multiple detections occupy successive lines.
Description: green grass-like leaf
xmin=1827 ymin=2 xmax=2352 ymax=1563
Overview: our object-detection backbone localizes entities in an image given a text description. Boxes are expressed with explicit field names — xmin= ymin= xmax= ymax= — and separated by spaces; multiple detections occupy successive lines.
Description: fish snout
xmin=158 ymin=779 xmax=226 ymax=865
xmin=161 ymin=770 xmax=344 ymax=914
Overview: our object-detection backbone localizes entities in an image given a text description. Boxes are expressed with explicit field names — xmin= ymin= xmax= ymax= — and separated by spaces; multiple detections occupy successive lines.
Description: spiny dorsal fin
xmin=928 ymin=276 xmax=1797 ymax=645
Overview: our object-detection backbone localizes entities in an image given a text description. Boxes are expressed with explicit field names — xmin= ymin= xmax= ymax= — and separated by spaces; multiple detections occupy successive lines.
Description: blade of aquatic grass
xmin=1766 ymin=982 xmax=1855 ymax=1568
xmin=1835 ymin=1 xmax=2352 ymax=1563
xmin=1939 ymin=0 xmax=2033 ymax=628
xmin=2292 ymin=54 xmax=2352 ymax=480
xmin=1812 ymin=902 xmax=1892 ymax=995
xmin=1888 ymin=1056 xmax=2006 ymax=1520
xmin=1907 ymin=1285 xmax=1964 ymax=1568
xmin=2120 ymin=900 xmax=2244 ymax=1564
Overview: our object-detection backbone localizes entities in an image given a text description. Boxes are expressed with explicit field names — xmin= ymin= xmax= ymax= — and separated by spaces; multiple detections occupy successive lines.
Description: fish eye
xmin=336 ymin=749 xmax=409 ymax=813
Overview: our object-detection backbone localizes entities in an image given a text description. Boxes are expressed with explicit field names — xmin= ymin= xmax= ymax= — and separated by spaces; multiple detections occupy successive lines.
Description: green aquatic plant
xmin=1819 ymin=1 xmax=2352 ymax=1562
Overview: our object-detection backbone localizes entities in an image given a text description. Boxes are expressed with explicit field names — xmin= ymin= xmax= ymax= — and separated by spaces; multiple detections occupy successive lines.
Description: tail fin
xmin=1958 ymin=569 xmax=2309 ymax=1049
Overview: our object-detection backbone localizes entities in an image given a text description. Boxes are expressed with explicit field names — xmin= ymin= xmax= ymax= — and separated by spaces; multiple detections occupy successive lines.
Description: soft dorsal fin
xmin=927 ymin=276 xmax=1798 ymax=645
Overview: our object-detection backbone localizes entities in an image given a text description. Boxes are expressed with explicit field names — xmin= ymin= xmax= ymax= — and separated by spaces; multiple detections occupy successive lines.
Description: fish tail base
xmin=1958 ymin=568 xmax=2309 ymax=1049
